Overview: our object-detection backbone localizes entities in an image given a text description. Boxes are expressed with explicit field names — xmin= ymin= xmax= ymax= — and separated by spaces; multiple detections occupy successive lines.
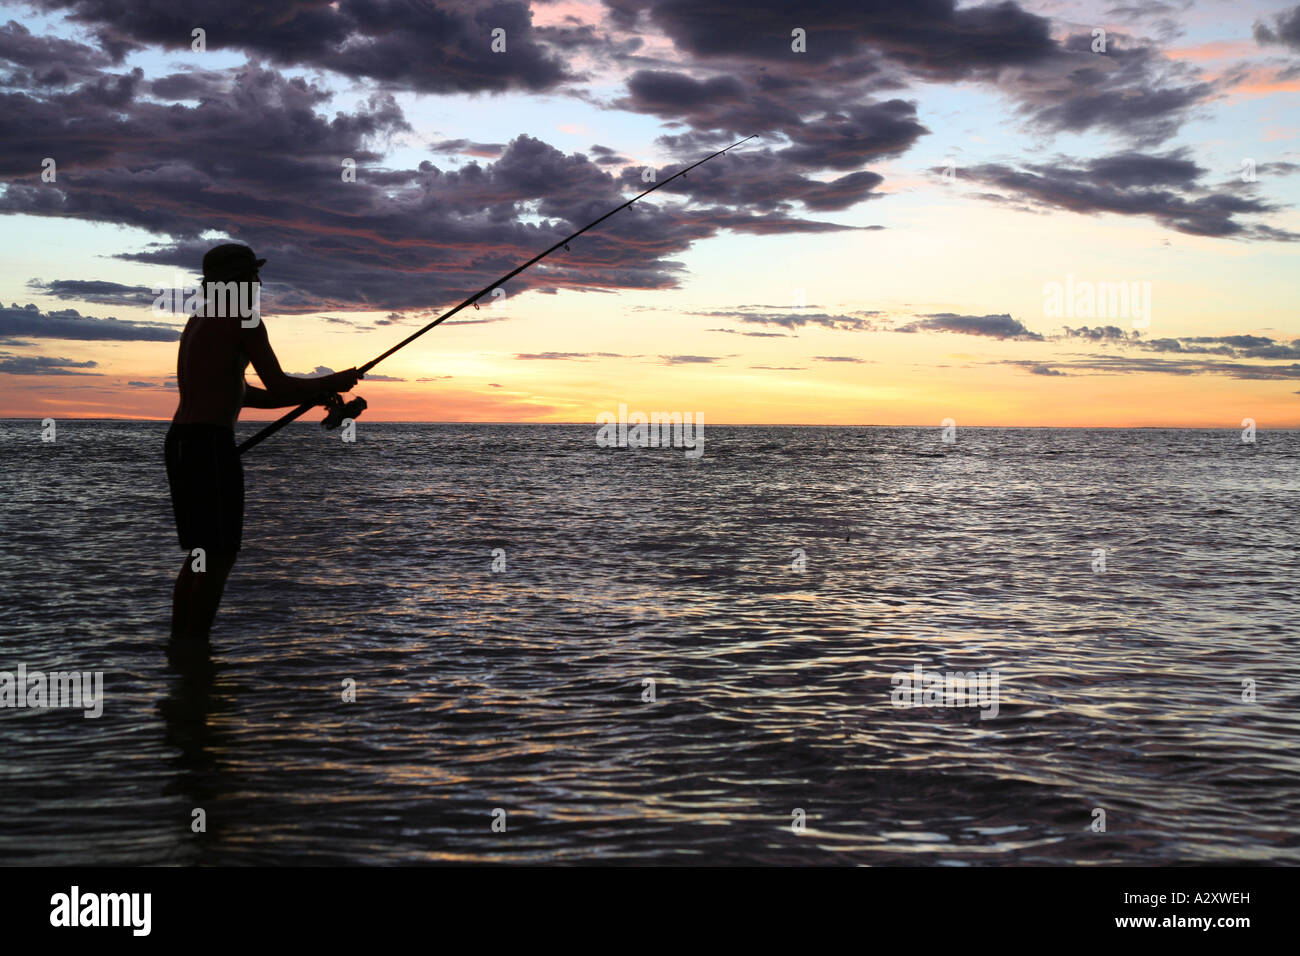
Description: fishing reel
xmin=321 ymin=391 xmax=368 ymax=430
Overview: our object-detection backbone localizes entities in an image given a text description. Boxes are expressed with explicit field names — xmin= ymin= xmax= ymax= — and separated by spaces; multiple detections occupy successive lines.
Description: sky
xmin=1 ymin=0 xmax=1298 ymax=426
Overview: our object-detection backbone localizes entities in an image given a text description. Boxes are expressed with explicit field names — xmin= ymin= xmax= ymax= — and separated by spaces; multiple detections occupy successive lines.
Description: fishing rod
xmin=237 ymin=133 xmax=758 ymax=455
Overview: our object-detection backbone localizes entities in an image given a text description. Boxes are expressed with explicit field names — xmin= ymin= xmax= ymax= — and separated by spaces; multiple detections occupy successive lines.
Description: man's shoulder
xmin=183 ymin=312 xmax=246 ymax=352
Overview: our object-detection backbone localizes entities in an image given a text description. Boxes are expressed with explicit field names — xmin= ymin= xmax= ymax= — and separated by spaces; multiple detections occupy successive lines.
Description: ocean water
xmin=1 ymin=420 xmax=1297 ymax=865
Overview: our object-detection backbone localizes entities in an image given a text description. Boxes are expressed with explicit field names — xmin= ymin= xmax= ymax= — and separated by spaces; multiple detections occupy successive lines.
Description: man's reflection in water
xmin=158 ymin=645 xmax=224 ymax=864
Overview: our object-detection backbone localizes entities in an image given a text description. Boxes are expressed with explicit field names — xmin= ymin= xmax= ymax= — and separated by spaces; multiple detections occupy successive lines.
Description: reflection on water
xmin=1 ymin=421 xmax=1298 ymax=864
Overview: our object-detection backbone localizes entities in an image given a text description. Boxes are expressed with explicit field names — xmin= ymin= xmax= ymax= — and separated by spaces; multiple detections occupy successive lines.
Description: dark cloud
xmin=622 ymin=146 xmax=890 ymax=213
xmin=1105 ymin=1 xmax=1191 ymax=16
xmin=1024 ymin=355 xmax=1300 ymax=380
xmin=707 ymin=328 xmax=793 ymax=338
xmin=0 ymin=18 xmax=112 ymax=85
xmin=660 ymin=354 xmax=721 ymax=364
xmin=616 ymin=71 xmax=921 ymax=216
xmin=899 ymin=313 xmax=1043 ymax=340
xmin=1063 ymin=325 xmax=1130 ymax=342
xmin=125 ymin=378 xmax=175 ymax=388
xmin=1128 ymin=334 xmax=1300 ymax=359
xmin=1137 ymin=337 xmax=1212 ymax=353
xmin=1102 ymin=0 xmax=1190 ymax=25
xmin=588 ymin=144 xmax=631 ymax=166
xmin=610 ymin=25 xmax=933 ymax=214
xmin=1254 ymin=6 xmax=1300 ymax=50
xmin=678 ymin=207 xmax=865 ymax=235
xmin=147 ymin=69 xmax=229 ymax=100
xmin=513 ymin=351 xmax=627 ymax=360
xmin=0 ymin=57 xmax=855 ymax=314
xmin=622 ymin=70 xmax=926 ymax=168
xmin=534 ymin=19 xmax=602 ymax=50
xmin=430 ymin=138 xmax=505 ymax=158
xmin=813 ymin=355 xmax=865 ymax=363
xmin=775 ymin=101 xmax=929 ymax=171
xmin=1051 ymin=331 xmax=1300 ymax=367
xmin=1001 ymin=360 xmax=1068 ymax=376
xmin=1010 ymin=33 xmax=1211 ymax=145
xmin=1084 ymin=151 xmax=1201 ymax=189
xmin=963 ymin=152 xmax=1298 ymax=240
xmin=592 ymin=6 xmax=1217 ymax=267
xmin=0 ymin=303 xmax=179 ymax=341
xmin=0 ymin=352 xmax=100 ymax=374
xmin=608 ymin=0 xmax=1055 ymax=78
xmin=1237 ymin=344 xmax=1300 ymax=359
xmin=1242 ymin=223 xmax=1300 ymax=243
xmin=611 ymin=2 xmax=1205 ymax=146
xmin=693 ymin=310 xmax=879 ymax=331
xmin=31 ymin=0 xmax=572 ymax=93
xmin=1184 ymin=334 xmax=1274 ymax=348
xmin=623 ymin=69 xmax=746 ymax=120
xmin=26 ymin=278 xmax=156 ymax=306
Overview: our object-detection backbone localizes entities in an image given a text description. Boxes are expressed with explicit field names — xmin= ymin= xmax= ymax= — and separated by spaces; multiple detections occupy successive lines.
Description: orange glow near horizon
xmin=3 ymin=339 xmax=1297 ymax=428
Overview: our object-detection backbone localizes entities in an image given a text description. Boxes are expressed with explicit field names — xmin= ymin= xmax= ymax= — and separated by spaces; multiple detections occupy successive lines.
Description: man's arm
xmin=239 ymin=320 xmax=360 ymax=397
xmin=242 ymin=382 xmax=328 ymax=409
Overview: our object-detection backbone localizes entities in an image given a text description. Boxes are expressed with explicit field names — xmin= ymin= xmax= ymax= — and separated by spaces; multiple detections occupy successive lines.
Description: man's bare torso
xmin=173 ymin=312 xmax=248 ymax=428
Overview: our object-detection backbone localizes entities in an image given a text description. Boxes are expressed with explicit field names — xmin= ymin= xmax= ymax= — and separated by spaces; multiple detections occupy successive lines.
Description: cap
xmin=202 ymin=243 xmax=266 ymax=281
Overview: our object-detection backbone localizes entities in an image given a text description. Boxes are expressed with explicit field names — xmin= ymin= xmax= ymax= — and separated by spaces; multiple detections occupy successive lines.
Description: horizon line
xmin=3 ymin=417 xmax=1297 ymax=430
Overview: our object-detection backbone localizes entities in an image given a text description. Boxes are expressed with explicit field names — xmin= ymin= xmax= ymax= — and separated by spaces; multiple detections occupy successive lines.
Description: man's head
xmin=201 ymin=243 xmax=265 ymax=321
xmin=202 ymin=243 xmax=266 ymax=283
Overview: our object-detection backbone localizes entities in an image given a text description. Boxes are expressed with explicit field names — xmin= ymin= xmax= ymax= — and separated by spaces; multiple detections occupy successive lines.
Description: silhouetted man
xmin=165 ymin=243 xmax=360 ymax=646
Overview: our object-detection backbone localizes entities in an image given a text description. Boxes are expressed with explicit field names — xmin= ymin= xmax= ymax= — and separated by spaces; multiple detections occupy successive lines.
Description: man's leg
xmin=170 ymin=555 xmax=195 ymax=640
xmin=185 ymin=550 xmax=237 ymax=641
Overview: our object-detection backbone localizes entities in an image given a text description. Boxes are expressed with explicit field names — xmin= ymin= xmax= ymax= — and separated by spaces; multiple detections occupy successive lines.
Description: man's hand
xmin=329 ymin=367 xmax=362 ymax=393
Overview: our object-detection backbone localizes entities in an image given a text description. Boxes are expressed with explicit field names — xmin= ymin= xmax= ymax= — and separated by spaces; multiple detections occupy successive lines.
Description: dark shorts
xmin=165 ymin=423 xmax=244 ymax=554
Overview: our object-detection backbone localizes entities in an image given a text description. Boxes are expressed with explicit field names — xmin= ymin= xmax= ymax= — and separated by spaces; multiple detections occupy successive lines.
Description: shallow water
xmin=1 ymin=420 xmax=1298 ymax=864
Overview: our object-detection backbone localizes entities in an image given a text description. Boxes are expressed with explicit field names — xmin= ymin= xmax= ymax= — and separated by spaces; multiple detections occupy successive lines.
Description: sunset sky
xmin=1 ymin=0 xmax=1298 ymax=426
